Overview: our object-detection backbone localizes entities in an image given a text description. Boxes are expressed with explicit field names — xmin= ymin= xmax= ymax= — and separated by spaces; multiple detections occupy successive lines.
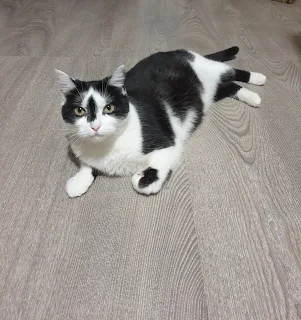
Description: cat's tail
xmin=205 ymin=46 xmax=239 ymax=62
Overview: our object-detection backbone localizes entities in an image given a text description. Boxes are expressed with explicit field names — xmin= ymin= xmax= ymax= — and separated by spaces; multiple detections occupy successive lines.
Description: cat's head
xmin=56 ymin=66 xmax=129 ymax=142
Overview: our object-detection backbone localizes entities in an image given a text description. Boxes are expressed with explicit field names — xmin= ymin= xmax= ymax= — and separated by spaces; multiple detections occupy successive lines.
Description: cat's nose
xmin=91 ymin=125 xmax=101 ymax=132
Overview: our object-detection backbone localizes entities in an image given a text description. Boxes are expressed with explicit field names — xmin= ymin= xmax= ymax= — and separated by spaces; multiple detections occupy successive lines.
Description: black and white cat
xmin=56 ymin=46 xmax=266 ymax=197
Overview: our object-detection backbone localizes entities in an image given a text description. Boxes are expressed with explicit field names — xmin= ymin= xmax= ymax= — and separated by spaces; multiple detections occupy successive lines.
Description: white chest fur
xmin=70 ymin=103 xmax=146 ymax=176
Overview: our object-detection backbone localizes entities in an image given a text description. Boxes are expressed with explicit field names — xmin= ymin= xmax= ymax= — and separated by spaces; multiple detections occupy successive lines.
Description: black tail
xmin=205 ymin=46 xmax=239 ymax=62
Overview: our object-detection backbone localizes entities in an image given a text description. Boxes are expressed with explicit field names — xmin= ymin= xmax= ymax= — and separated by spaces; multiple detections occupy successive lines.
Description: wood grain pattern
xmin=1 ymin=0 xmax=301 ymax=319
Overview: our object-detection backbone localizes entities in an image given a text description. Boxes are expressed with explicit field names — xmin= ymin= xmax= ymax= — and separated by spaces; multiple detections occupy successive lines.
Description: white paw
xmin=66 ymin=172 xmax=94 ymax=198
xmin=248 ymin=92 xmax=261 ymax=107
xmin=237 ymin=88 xmax=261 ymax=107
xmin=249 ymin=72 xmax=266 ymax=86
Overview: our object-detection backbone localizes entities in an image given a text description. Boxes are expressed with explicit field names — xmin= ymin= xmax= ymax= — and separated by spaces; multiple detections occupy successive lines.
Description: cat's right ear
xmin=55 ymin=69 xmax=76 ymax=94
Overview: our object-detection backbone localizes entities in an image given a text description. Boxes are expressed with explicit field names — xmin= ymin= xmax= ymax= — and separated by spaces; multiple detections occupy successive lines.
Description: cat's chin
xmin=87 ymin=134 xmax=109 ymax=142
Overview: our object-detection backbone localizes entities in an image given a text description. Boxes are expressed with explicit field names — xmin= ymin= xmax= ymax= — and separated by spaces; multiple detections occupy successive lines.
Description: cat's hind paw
xmin=132 ymin=168 xmax=163 ymax=195
xmin=249 ymin=72 xmax=266 ymax=86
xmin=249 ymin=72 xmax=267 ymax=86
xmin=237 ymin=88 xmax=261 ymax=107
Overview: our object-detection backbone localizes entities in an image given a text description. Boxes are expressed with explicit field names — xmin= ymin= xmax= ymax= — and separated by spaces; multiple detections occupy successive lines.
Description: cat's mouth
xmin=89 ymin=133 xmax=107 ymax=141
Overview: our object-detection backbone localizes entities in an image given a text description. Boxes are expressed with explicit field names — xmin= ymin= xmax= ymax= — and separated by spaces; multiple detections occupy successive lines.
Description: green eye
xmin=103 ymin=104 xmax=115 ymax=114
xmin=74 ymin=107 xmax=86 ymax=116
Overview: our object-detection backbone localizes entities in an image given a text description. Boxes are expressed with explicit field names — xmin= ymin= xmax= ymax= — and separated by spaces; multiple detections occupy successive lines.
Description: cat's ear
xmin=55 ymin=69 xmax=76 ymax=94
xmin=108 ymin=65 xmax=126 ymax=88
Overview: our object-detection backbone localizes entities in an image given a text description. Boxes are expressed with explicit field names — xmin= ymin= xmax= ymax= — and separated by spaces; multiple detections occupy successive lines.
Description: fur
xmin=55 ymin=47 xmax=266 ymax=197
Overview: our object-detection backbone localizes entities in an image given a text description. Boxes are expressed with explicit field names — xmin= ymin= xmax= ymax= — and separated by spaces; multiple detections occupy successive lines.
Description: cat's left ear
xmin=108 ymin=65 xmax=126 ymax=88
xmin=55 ymin=69 xmax=76 ymax=94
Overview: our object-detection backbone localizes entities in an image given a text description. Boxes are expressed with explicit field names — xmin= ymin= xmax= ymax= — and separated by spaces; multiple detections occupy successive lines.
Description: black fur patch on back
xmin=138 ymin=168 xmax=159 ymax=188
xmin=126 ymin=50 xmax=203 ymax=154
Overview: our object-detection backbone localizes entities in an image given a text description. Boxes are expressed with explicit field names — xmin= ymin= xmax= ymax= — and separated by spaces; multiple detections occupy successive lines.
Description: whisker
xmin=68 ymin=91 xmax=80 ymax=101
xmin=67 ymin=136 xmax=81 ymax=153
xmin=78 ymin=136 xmax=85 ymax=149
xmin=104 ymin=79 xmax=109 ymax=100
xmin=80 ymin=81 xmax=85 ymax=100
xmin=68 ymin=133 xmax=80 ymax=141
xmin=70 ymin=79 xmax=83 ymax=102
xmin=48 ymin=129 xmax=75 ymax=131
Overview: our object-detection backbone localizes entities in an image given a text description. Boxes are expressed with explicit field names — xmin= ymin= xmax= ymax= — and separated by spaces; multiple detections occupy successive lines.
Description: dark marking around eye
xmin=87 ymin=97 xmax=97 ymax=122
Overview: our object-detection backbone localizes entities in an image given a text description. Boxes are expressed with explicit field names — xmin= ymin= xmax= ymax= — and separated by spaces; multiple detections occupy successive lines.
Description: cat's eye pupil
xmin=107 ymin=105 xmax=111 ymax=110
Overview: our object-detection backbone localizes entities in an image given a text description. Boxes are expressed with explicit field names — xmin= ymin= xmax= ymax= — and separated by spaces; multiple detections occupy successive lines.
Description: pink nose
xmin=91 ymin=125 xmax=101 ymax=132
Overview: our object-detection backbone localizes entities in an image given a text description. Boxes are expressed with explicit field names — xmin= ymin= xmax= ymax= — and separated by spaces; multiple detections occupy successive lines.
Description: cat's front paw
xmin=66 ymin=172 xmax=94 ymax=198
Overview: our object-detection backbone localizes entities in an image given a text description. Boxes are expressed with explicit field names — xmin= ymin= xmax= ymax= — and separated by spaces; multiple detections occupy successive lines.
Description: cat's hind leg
xmin=233 ymin=69 xmax=266 ymax=86
xmin=132 ymin=146 xmax=182 ymax=195
xmin=215 ymin=82 xmax=261 ymax=107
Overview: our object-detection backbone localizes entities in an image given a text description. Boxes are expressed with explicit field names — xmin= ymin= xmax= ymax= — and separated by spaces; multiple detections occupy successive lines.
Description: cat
xmin=55 ymin=46 xmax=266 ymax=197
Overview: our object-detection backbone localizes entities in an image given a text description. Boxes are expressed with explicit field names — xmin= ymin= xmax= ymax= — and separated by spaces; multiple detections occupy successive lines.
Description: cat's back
xmin=125 ymin=50 xmax=195 ymax=94
xmin=124 ymin=50 xmax=204 ymax=154
xmin=125 ymin=50 xmax=203 ymax=113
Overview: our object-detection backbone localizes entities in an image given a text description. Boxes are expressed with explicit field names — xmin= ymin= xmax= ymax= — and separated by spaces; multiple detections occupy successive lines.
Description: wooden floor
xmin=1 ymin=0 xmax=301 ymax=319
